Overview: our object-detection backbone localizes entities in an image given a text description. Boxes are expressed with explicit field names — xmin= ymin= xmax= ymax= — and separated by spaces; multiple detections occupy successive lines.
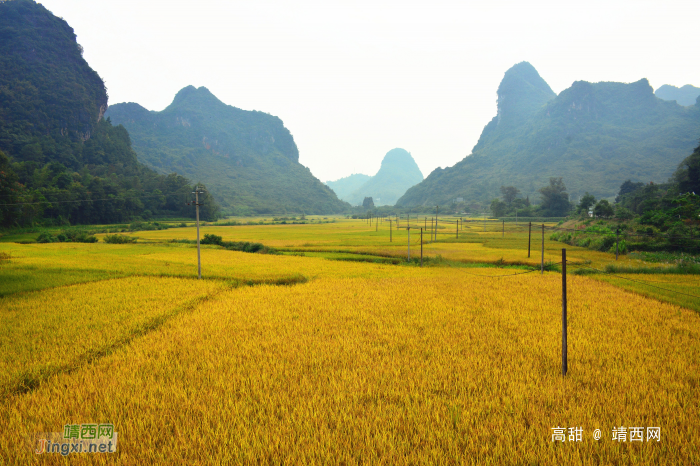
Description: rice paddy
xmin=1 ymin=217 xmax=698 ymax=464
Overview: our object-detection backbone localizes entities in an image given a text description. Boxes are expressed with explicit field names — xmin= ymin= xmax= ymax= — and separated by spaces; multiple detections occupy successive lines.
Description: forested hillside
xmin=0 ymin=0 xmax=214 ymax=227
xmin=397 ymin=62 xmax=700 ymax=209
xmin=325 ymin=174 xmax=371 ymax=203
xmin=106 ymin=87 xmax=349 ymax=215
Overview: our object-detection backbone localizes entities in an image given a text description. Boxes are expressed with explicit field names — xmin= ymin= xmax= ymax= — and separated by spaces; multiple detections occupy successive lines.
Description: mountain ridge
xmin=0 ymin=0 xmax=205 ymax=226
xmin=106 ymin=86 xmax=348 ymax=215
xmin=655 ymin=84 xmax=700 ymax=107
xmin=397 ymin=63 xmax=700 ymax=208
xmin=326 ymin=149 xmax=424 ymax=206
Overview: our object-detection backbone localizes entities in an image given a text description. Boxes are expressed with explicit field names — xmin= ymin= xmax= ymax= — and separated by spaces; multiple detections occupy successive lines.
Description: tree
xmin=577 ymin=192 xmax=596 ymax=215
xmin=191 ymin=184 xmax=220 ymax=222
xmin=362 ymin=197 xmax=374 ymax=209
xmin=618 ymin=180 xmax=645 ymax=197
xmin=538 ymin=177 xmax=571 ymax=217
xmin=0 ymin=151 xmax=23 ymax=227
xmin=490 ymin=198 xmax=506 ymax=217
xmin=500 ymin=186 xmax=520 ymax=205
xmin=593 ymin=199 xmax=614 ymax=218
xmin=675 ymin=143 xmax=700 ymax=194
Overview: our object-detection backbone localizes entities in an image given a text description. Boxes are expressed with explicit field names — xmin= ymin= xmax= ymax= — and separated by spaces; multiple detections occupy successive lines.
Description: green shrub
xmin=576 ymin=237 xmax=591 ymax=247
xmin=103 ymin=234 xmax=137 ymax=244
xmin=201 ymin=234 xmax=223 ymax=245
xmin=36 ymin=232 xmax=57 ymax=243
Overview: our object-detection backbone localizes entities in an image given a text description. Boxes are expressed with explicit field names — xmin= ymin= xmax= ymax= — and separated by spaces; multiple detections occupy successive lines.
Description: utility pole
xmin=562 ymin=248 xmax=568 ymax=376
xmin=528 ymin=221 xmax=532 ymax=258
xmin=192 ymin=186 xmax=205 ymax=279
xmin=435 ymin=206 xmax=439 ymax=242
xmin=407 ymin=227 xmax=411 ymax=261
xmin=456 ymin=220 xmax=459 ymax=239
xmin=541 ymin=223 xmax=545 ymax=274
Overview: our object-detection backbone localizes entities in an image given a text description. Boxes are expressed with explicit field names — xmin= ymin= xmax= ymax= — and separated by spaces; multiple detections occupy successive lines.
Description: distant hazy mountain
xmin=397 ymin=62 xmax=700 ymax=208
xmin=106 ymin=87 xmax=349 ymax=215
xmin=325 ymin=174 xmax=371 ymax=202
xmin=655 ymin=84 xmax=700 ymax=107
xmin=347 ymin=148 xmax=424 ymax=206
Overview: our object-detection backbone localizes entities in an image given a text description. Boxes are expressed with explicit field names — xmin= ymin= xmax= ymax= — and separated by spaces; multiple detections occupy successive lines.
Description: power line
xmin=568 ymin=263 xmax=700 ymax=299
xmin=0 ymin=193 xmax=169 ymax=207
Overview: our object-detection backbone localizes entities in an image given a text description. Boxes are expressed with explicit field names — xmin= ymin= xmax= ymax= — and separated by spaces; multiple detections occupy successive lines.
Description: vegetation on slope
xmin=0 ymin=0 xmax=219 ymax=226
xmin=551 ymin=143 xmax=700 ymax=253
xmin=397 ymin=62 xmax=700 ymax=210
xmin=325 ymin=173 xmax=371 ymax=202
xmin=106 ymin=86 xmax=349 ymax=216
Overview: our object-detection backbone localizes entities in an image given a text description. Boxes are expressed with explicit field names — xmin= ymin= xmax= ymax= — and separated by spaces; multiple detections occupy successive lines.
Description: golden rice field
xmin=1 ymin=217 xmax=699 ymax=463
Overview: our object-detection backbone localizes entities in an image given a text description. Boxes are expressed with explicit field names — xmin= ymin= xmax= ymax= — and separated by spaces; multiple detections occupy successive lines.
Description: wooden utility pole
xmin=407 ymin=227 xmax=411 ymax=261
xmin=562 ymin=248 xmax=568 ymax=376
xmin=192 ymin=187 xmax=205 ymax=279
xmin=420 ymin=228 xmax=423 ymax=267
xmin=528 ymin=221 xmax=532 ymax=258
xmin=435 ymin=206 xmax=439 ymax=241
xmin=541 ymin=224 xmax=545 ymax=274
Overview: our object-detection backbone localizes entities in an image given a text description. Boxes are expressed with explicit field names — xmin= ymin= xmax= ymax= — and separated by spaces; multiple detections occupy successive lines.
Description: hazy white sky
xmin=40 ymin=0 xmax=699 ymax=182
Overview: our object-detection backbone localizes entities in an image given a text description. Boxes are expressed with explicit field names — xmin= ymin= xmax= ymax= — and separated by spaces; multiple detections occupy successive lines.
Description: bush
xmin=576 ymin=237 xmax=591 ymax=247
xmin=103 ymin=234 xmax=137 ymax=244
xmin=201 ymin=234 xmax=224 ymax=246
xmin=36 ymin=232 xmax=57 ymax=243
